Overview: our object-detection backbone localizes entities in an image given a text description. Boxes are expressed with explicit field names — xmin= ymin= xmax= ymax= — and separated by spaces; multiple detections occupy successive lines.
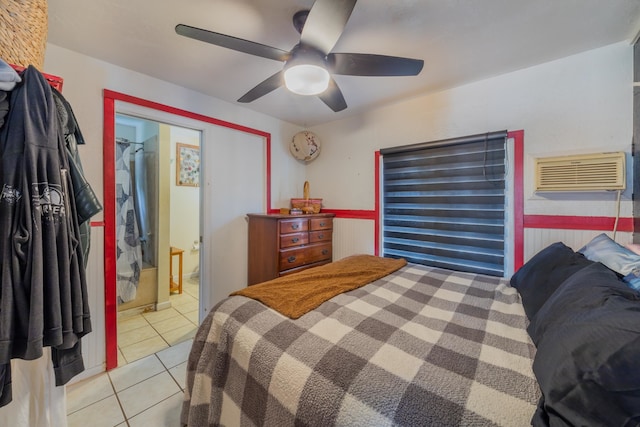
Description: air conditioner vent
xmin=535 ymin=152 xmax=625 ymax=192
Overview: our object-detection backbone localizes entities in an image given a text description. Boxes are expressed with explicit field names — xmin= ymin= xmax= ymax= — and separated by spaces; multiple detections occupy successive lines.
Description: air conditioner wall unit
xmin=534 ymin=152 xmax=626 ymax=192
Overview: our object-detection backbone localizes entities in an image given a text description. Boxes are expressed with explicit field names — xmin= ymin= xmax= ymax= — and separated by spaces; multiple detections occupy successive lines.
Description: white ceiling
xmin=48 ymin=0 xmax=640 ymax=127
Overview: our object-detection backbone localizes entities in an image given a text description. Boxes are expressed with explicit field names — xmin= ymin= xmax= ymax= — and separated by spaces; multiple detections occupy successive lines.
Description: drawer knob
xmin=292 ymin=237 xmax=299 ymax=243
xmin=291 ymin=224 xmax=300 ymax=230
xmin=287 ymin=256 xmax=297 ymax=263
xmin=319 ymin=222 xmax=326 ymax=227
xmin=322 ymin=249 xmax=328 ymax=255
xmin=318 ymin=234 xmax=324 ymax=239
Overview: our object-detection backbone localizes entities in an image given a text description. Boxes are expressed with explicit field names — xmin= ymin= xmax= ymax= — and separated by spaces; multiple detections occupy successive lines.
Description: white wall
xmin=169 ymin=125 xmax=201 ymax=277
xmin=308 ymin=42 xmax=634 ymax=257
xmin=42 ymin=43 xmax=305 ymax=377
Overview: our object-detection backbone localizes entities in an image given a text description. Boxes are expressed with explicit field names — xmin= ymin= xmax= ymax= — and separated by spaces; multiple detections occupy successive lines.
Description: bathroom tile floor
xmin=66 ymin=277 xmax=201 ymax=426
xmin=117 ymin=277 xmax=200 ymax=365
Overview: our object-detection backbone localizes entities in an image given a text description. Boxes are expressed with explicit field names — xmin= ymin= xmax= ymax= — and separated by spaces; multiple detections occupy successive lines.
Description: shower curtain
xmin=133 ymin=143 xmax=152 ymax=265
xmin=115 ymin=140 xmax=142 ymax=303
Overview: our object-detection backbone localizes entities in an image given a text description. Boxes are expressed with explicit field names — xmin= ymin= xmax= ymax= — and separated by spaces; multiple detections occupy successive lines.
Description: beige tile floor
xmin=117 ymin=277 xmax=200 ymax=365
xmin=65 ymin=277 xmax=200 ymax=426
xmin=66 ymin=339 xmax=193 ymax=427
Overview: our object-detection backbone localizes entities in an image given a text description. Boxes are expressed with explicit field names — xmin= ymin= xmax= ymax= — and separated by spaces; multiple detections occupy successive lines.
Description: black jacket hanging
xmin=51 ymin=87 xmax=103 ymax=266
xmin=0 ymin=65 xmax=94 ymax=407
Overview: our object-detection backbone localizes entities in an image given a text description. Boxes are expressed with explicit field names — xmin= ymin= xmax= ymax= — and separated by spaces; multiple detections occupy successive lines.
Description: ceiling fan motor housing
xmin=292 ymin=10 xmax=310 ymax=34
xmin=285 ymin=43 xmax=328 ymax=69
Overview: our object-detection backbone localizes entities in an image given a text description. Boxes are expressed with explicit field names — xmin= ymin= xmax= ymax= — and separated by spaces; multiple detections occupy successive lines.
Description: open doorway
xmin=114 ymin=114 xmax=201 ymax=364
xmin=103 ymin=90 xmax=271 ymax=370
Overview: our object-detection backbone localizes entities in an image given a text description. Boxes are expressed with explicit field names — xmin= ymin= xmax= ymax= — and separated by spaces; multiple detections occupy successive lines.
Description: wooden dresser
xmin=247 ymin=213 xmax=335 ymax=285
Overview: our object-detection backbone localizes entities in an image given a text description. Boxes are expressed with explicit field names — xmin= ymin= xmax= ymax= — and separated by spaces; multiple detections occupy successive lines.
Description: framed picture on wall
xmin=176 ymin=143 xmax=200 ymax=187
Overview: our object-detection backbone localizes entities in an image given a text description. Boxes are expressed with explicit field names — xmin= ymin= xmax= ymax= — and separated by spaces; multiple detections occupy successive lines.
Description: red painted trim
xmin=509 ymin=130 xmax=525 ymax=270
xmin=265 ymin=208 xmax=376 ymax=219
xmin=321 ymin=209 xmax=377 ymax=220
xmin=524 ymin=215 xmax=634 ymax=232
xmin=103 ymin=90 xmax=270 ymax=139
xmin=266 ymin=135 xmax=272 ymax=212
xmin=10 ymin=64 xmax=64 ymax=92
xmin=261 ymin=209 xmax=634 ymax=232
xmin=103 ymin=89 xmax=272 ymax=370
xmin=90 ymin=221 xmax=105 ymax=227
xmin=374 ymin=151 xmax=381 ymax=256
xmin=103 ymin=95 xmax=118 ymax=371
xmin=264 ymin=209 xmax=377 ymax=218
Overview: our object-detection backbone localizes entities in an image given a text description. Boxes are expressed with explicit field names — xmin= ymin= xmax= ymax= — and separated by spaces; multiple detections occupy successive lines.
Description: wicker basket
xmin=291 ymin=198 xmax=322 ymax=214
xmin=0 ymin=0 xmax=48 ymax=70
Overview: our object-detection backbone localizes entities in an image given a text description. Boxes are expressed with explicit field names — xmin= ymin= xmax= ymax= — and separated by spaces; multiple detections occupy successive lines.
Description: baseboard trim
xmin=155 ymin=300 xmax=172 ymax=311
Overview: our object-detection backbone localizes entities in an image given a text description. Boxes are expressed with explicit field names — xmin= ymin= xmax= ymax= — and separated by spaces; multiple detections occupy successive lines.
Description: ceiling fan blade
xmin=300 ymin=0 xmax=357 ymax=54
xmin=318 ymin=78 xmax=347 ymax=112
xmin=175 ymin=24 xmax=290 ymax=62
xmin=237 ymin=71 xmax=284 ymax=103
xmin=329 ymin=53 xmax=424 ymax=76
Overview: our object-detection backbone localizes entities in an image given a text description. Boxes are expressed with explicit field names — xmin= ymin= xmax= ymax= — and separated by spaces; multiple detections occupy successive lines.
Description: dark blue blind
xmin=381 ymin=131 xmax=507 ymax=276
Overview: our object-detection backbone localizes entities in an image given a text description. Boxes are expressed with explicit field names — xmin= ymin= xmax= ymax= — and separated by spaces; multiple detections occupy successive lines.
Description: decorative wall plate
xmin=290 ymin=131 xmax=321 ymax=162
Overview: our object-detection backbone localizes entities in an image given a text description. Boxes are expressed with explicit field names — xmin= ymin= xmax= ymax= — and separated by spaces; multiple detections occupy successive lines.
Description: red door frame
xmin=102 ymin=90 xmax=271 ymax=370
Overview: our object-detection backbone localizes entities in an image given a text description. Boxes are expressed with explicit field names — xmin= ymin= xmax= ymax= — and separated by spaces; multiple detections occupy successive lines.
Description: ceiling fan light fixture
xmin=284 ymin=63 xmax=330 ymax=95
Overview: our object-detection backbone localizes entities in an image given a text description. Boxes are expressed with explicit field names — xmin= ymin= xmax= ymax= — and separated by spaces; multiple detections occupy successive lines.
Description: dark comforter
xmin=181 ymin=262 xmax=540 ymax=426
xmin=511 ymin=242 xmax=640 ymax=426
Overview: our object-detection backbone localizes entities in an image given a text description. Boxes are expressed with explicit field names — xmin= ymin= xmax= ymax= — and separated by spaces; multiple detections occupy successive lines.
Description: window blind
xmin=380 ymin=131 xmax=507 ymax=276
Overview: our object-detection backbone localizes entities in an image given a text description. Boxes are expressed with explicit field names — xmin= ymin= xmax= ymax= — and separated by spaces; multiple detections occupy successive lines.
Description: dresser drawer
xmin=310 ymin=217 xmax=332 ymax=231
xmin=279 ymin=243 xmax=332 ymax=271
xmin=280 ymin=219 xmax=308 ymax=234
xmin=280 ymin=232 xmax=309 ymax=248
xmin=278 ymin=260 xmax=331 ymax=277
xmin=279 ymin=247 xmax=308 ymax=270
xmin=305 ymin=243 xmax=332 ymax=263
xmin=309 ymin=229 xmax=332 ymax=243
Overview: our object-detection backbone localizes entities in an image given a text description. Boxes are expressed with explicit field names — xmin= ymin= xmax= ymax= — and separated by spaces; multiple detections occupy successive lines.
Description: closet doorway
xmin=114 ymin=114 xmax=201 ymax=365
xmin=103 ymin=90 xmax=271 ymax=370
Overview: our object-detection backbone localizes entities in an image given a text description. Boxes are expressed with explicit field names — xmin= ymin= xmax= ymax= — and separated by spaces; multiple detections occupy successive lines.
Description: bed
xmin=182 ymin=239 xmax=640 ymax=426
xmin=181 ymin=255 xmax=540 ymax=426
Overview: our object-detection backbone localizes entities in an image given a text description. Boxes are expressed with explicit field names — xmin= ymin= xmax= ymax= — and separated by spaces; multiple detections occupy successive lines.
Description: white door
xmin=200 ymin=126 xmax=265 ymax=315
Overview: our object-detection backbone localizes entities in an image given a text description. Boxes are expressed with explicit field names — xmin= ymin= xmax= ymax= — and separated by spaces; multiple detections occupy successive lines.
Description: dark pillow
xmin=529 ymin=263 xmax=640 ymax=426
xmin=527 ymin=262 xmax=637 ymax=344
xmin=510 ymin=242 xmax=594 ymax=320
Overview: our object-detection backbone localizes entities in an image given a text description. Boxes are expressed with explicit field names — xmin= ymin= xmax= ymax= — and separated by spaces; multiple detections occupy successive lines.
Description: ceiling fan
xmin=175 ymin=0 xmax=424 ymax=112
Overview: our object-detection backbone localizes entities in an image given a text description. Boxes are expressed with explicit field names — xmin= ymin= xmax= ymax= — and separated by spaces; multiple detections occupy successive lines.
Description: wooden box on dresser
xmin=247 ymin=213 xmax=335 ymax=285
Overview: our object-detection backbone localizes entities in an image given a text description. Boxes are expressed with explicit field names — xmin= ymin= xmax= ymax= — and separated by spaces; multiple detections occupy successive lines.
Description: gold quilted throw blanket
xmin=231 ymin=254 xmax=407 ymax=319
